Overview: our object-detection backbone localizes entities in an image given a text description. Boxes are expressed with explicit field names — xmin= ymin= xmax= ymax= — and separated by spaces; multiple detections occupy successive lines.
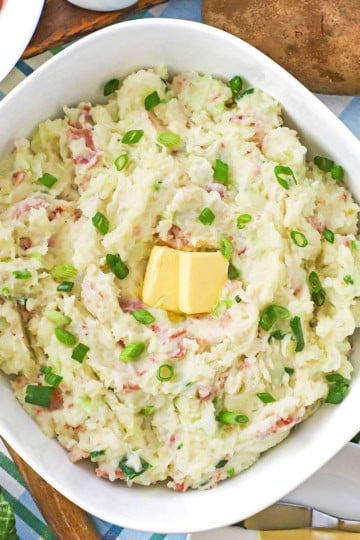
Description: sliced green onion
xmin=25 ymin=385 xmax=55 ymax=408
xmin=50 ymin=264 xmax=77 ymax=280
xmin=269 ymin=330 xmax=286 ymax=341
xmin=326 ymin=373 xmax=347 ymax=383
xmin=235 ymin=88 xmax=255 ymax=100
xmin=235 ymin=295 xmax=242 ymax=303
xmin=312 ymin=289 xmax=326 ymax=307
xmin=144 ymin=91 xmax=161 ymax=111
xmin=131 ymin=309 xmax=155 ymax=325
xmin=308 ymin=271 xmax=322 ymax=293
xmin=228 ymin=263 xmax=240 ymax=280
xmin=323 ymin=228 xmax=335 ymax=243
xmin=331 ymin=165 xmax=344 ymax=180
xmin=290 ymin=316 xmax=304 ymax=352
xmin=213 ymin=159 xmax=229 ymax=185
xmin=215 ymin=459 xmax=228 ymax=469
xmin=157 ymin=363 xmax=174 ymax=381
xmin=152 ymin=180 xmax=162 ymax=191
xmin=104 ymin=78 xmax=119 ymax=96
xmin=220 ymin=237 xmax=232 ymax=260
xmin=284 ymin=367 xmax=295 ymax=376
xmin=38 ymin=172 xmax=58 ymax=188
xmin=177 ymin=442 xmax=184 ymax=450
xmin=40 ymin=366 xmax=63 ymax=388
xmin=227 ymin=467 xmax=235 ymax=477
xmin=140 ymin=405 xmax=155 ymax=416
xmin=259 ymin=304 xmax=290 ymax=331
xmin=92 ymin=212 xmax=109 ymax=236
xmin=55 ymin=327 xmax=76 ymax=346
xmin=257 ymin=392 xmax=276 ymax=403
xmin=274 ymin=165 xmax=297 ymax=190
xmin=90 ymin=450 xmax=106 ymax=461
xmin=314 ymin=156 xmax=334 ymax=172
xmin=120 ymin=342 xmax=145 ymax=362
xmin=45 ymin=310 xmax=72 ymax=327
xmin=13 ymin=269 xmax=31 ymax=280
xmin=237 ymin=214 xmax=252 ymax=229
xmin=290 ymin=230 xmax=308 ymax=247
xmin=157 ymin=131 xmax=181 ymax=148
xmin=350 ymin=240 xmax=358 ymax=251
xmin=118 ymin=456 xmax=151 ymax=480
xmin=325 ymin=380 xmax=349 ymax=404
xmin=57 ymin=281 xmax=74 ymax=292
xmin=213 ymin=299 xmax=233 ymax=317
xmin=198 ymin=207 xmax=215 ymax=225
xmin=122 ymin=130 xmax=144 ymax=144
xmin=229 ymin=75 xmax=243 ymax=96
xmin=343 ymin=274 xmax=354 ymax=285
xmin=71 ymin=343 xmax=90 ymax=363
xmin=106 ymin=253 xmax=129 ymax=280
xmin=114 ymin=153 xmax=129 ymax=171
xmin=217 ymin=410 xmax=249 ymax=425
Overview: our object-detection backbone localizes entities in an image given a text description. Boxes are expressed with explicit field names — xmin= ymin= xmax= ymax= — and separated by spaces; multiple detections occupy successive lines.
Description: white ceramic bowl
xmin=0 ymin=0 xmax=44 ymax=83
xmin=66 ymin=0 xmax=137 ymax=11
xmin=1 ymin=19 xmax=360 ymax=534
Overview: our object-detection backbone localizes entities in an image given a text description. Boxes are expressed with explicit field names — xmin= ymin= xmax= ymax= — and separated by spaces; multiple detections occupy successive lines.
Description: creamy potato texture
xmin=0 ymin=67 xmax=359 ymax=490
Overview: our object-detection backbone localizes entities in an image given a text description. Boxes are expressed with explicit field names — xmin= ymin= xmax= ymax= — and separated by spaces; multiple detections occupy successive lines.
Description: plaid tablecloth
xmin=0 ymin=0 xmax=359 ymax=538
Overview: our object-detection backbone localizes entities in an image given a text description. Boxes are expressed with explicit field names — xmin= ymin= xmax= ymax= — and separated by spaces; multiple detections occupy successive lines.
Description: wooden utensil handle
xmin=3 ymin=441 xmax=100 ymax=540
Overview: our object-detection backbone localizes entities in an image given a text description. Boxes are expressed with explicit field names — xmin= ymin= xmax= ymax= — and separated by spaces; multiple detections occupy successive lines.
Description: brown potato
xmin=203 ymin=0 xmax=360 ymax=95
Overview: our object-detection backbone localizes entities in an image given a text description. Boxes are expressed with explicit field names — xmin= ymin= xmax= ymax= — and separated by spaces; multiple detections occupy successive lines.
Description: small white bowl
xmin=1 ymin=18 xmax=360 ymax=534
xmin=66 ymin=0 xmax=137 ymax=11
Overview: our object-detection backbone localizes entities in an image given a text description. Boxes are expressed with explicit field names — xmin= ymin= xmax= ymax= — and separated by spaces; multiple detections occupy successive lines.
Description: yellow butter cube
xmin=142 ymin=246 xmax=228 ymax=314
xmin=178 ymin=251 xmax=228 ymax=314
xmin=142 ymin=246 xmax=180 ymax=312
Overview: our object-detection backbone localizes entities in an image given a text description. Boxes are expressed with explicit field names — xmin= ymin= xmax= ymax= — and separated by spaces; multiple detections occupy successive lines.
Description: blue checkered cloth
xmin=0 ymin=0 xmax=359 ymax=538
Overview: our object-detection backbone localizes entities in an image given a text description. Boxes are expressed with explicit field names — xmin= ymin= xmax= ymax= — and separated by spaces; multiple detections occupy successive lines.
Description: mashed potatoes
xmin=0 ymin=67 xmax=359 ymax=491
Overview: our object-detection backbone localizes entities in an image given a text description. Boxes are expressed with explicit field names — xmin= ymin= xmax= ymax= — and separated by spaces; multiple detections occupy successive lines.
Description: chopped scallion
xmin=72 ymin=343 xmax=90 ymax=363
xmin=325 ymin=380 xmax=349 ymax=404
xmin=92 ymin=212 xmax=109 ymax=235
xmin=215 ymin=459 xmax=228 ymax=469
xmin=106 ymin=253 xmax=129 ymax=280
xmin=326 ymin=373 xmax=347 ymax=383
xmin=331 ymin=165 xmax=344 ymax=180
xmin=118 ymin=457 xmax=151 ymax=480
xmin=269 ymin=330 xmax=286 ymax=341
xmin=122 ymin=130 xmax=144 ymax=144
xmin=120 ymin=342 xmax=145 ymax=362
xmin=343 ymin=274 xmax=354 ymax=285
xmin=308 ymin=271 xmax=322 ymax=293
xmin=55 ymin=327 xmax=76 ymax=346
xmin=290 ymin=230 xmax=308 ymax=247
xmin=229 ymin=75 xmax=243 ymax=96
xmin=274 ymin=165 xmax=297 ymax=190
xmin=140 ymin=405 xmax=155 ymax=415
xmin=131 ymin=309 xmax=155 ymax=325
xmin=114 ymin=153 xmax=129 ymax=171
xmin=45 ymin=310 xmax=72 ymax=327
xmin=228 ymin=263 xmax=240 ymax=280
xmin=259 ymin=304 xmax=290 ymax=331
xmin=144 ymin=91 xmax=161 ymax=111
xmin=213 ymin=159 xmax=229 ymax=184
xmin=50 ymin=264 xmax=77 ymax=280
xmin=312 ymin=289 xmax=326 ymax=307
xmin=198 ymin=207 xmax=215 ymax=225
xmin=284 ymin=367 xmax=295 ymax=376
xmin=103 ymin=78 xmax=119 ymax=96
xmin=90 ymin=450 xmax=106 ymax=461
xmin=314 ymin=156 xmax=334 ymax=172
xmin=40 ymin=366 xmax=63 ymax=387
xmin=257 ymin=392 xmax=276 ymax=403
xmin=235 ymin=295 xmax=242 ymax=303
xmin=157 ymin=363 xmax=174 ymax=381
xmin=157 ymin=131 xmax=181 ymax=148
xmin=237 ymin=214 xmax=252 ymax=229
xmin=57 ymin=281 xmax=74 ymax=292
xmin=235 ymin=88 xmax=255 ymax=100
xmin=323 ymin=228 xmax=335 ymax=243
xmin=290 ymin=316 xmax=304 ymax=352
xmin=13 ymin=269 xmax=31 ymax=280
xmin=25 ymin=385 xmax=55 ymax=408
xmin=220 ymin=237 xmax=232 ymax=260
xmin=38 ymin=173 xmax=58 ymax=188
xmin=217 ymin=410 xmax=249 ymax=425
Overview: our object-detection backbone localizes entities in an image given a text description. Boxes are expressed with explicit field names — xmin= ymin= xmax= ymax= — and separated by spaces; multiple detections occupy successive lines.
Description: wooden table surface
xmin=23 ymin=0 xmax=165 ymax=58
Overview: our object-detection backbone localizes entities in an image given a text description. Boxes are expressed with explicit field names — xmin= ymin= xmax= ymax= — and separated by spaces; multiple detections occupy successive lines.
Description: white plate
xmin=189 ymin=443 xmax=360 ymax=540
xmin=1 ymin=18 xmax=360 ymax=534
xmin=0 ymin=0 xmax=44 ymax=83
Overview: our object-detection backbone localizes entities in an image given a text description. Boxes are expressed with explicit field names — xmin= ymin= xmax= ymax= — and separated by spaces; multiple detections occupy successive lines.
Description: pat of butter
xmin=142 ymin=246 xmax=180 ymax=312
xmin=258 ymin=530 xmax=358 ymax=539
xmin=142 ymin=246 xmax=228 ymax=314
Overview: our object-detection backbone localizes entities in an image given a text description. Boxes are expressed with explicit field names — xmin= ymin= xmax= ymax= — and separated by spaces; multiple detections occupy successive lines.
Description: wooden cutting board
xmin=203 ymin=0 xmax=360 ymax=95
xmin=23 ymin=0 xmax=165 ymax=58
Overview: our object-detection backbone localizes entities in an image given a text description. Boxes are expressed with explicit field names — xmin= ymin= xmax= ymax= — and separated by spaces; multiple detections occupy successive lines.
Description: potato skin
xmin=203 ymin=0 xmax=360 ymax=95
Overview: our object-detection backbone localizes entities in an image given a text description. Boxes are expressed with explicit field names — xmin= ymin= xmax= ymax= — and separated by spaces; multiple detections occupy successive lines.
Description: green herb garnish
xmin=198 ymin=207 xmax=215 ymax=225
xmin=257 ymin=392 xmax=276 ymax=403
xmin=122 ymin=130 xmax=144 ymax=144
xmin=12 ymin=269 xmax=31 ymax=280
xmin=323 ymin=228 xmax=335 ymax=243
xmin=131 ymin=309 xmax=155 ymax=325
xmin=274 ymin=165 xmax=297 ymax=190
xmin=157 ymin=131 xmax=181 ymax=148
xmin=290 ymin=230 xmax=308 ymax=247
xmin=55 ymin=327 xmax=76 ymax=347
xmin=217 ymin=410 xmax=249 ymax=425
xmin=120 ymin=342 xmax=145 ymax=362
xmin=25 ymin=385 xmax=55 ymax=408
xmin=38 ymin=172 xmax=58 ymax=188
xmin=290 ymin=316 xmax=304 ymax=352
xmin=50 ymin=264 xmax=77 ymax=280
xmin=104 ymin=78 xmax=119 ymax=96
xmin=213 ymin=159 xmax=229 ymax=184
xmin=92 ymin=212 xmax=109 ymax=235
xmin=144 ymin=91 xmax=161 ymax=111
xmin=157 ymin=364 xmax=174 ymax=381
xmin=114 ymin=153 xmax=129 ymax=171
xmin=72 ymin=343 xmax=90 ymax=363
xmin=106 ymin=253 xmax=129 ymax=280
xmin=237 ymin=214 xmax=252 ymax=229
xmin=259 ymin=304 xmax=290 ymax=331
